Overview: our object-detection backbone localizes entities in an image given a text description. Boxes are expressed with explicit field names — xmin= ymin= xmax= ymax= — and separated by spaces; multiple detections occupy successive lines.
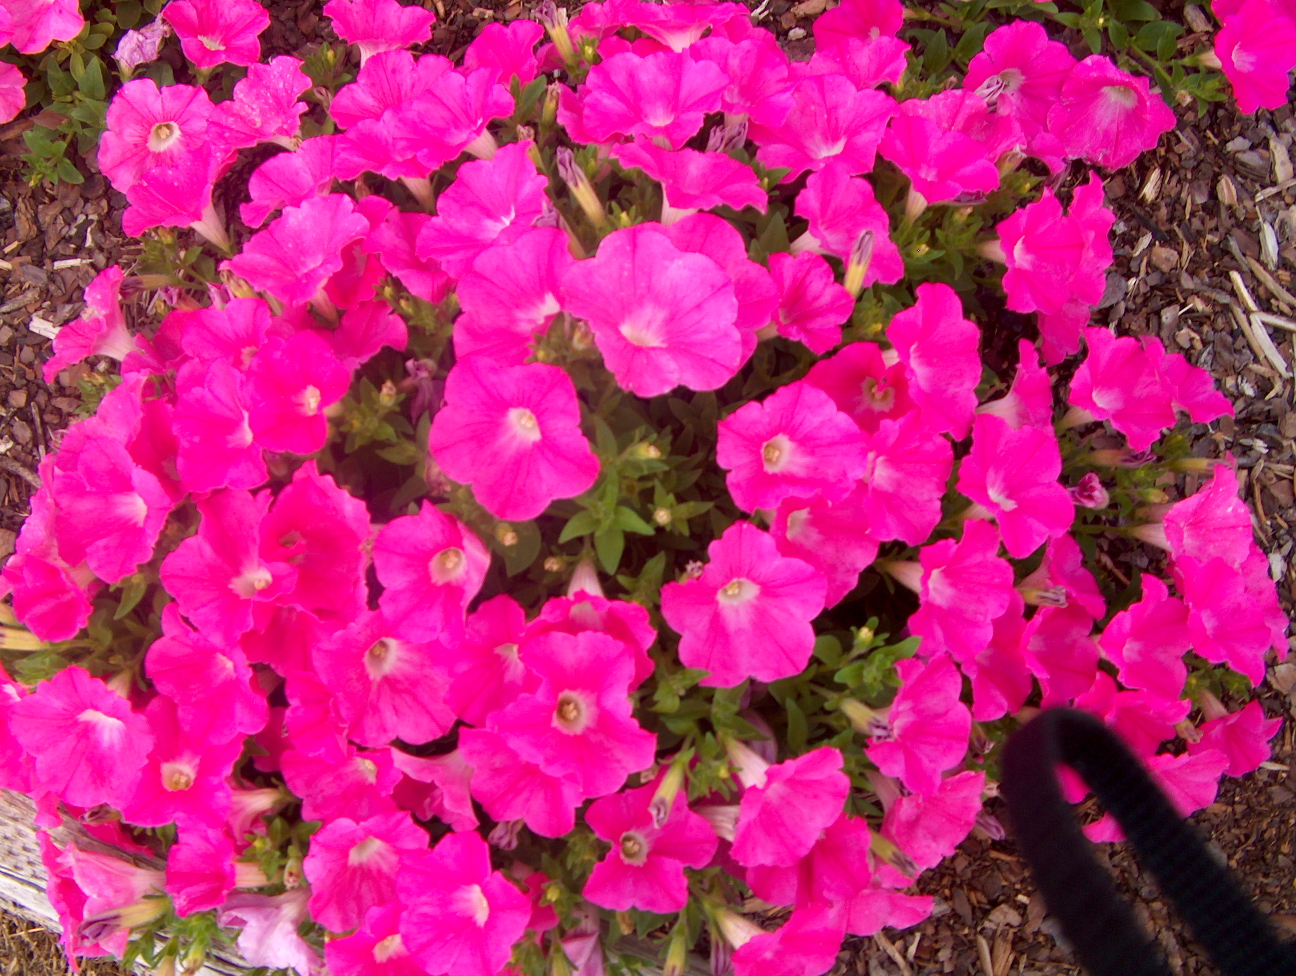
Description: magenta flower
xmin=766 ymin=251 xmax=856 ymax=354
xmin=964 ymin=21 xmax=1076 ymax=149
xmin=325 ymin=300 xmax=408 ymax=372
xmin=882 ymin=770 xmax=984 ymax=874
xmin=731 ymin=747 xmax=849 ymax=867
xmin=372 ymin=501 xmax=490 ymax=643
xmin=219 ymin=889 xmax=320 ymax=976
xmin=330 ymin=49 xmax=451 ymax=128
xmin=732 ymin=903 xmax=849 ymax=976
xmin=1215 ymin=0 xmax=1296 ymax=113
xmin=164 ymin=0 xmax=268 ymax=68
xmin=660 ymin=520 xmax=826 ymax=687
xmin=1068 ymin=327 xmax=1177 ymax=452
xmin=244 ymin=331 xmax=350 ymax=455
xmin=866 ymin=654 xmax=971 ymax=796
xmin=165 ymin=827 xmax=237 ymax=917
xmin=224 ymin=194 xmax=371 ymax=308
xmin=794 ymin=162 xmax=902 ymax=281
xmin=173 ymin=359 xmax=266 ymax=492
xmin=241 ymin=136 xmax=338 ymax=227
xmin=41 ymin=266 xmax=134 ymax=384
xmin=118 ymin=696 xmax=242 ymax=830
xmin=314 ymin=610 xmax=456 ymax=747
xmin=121 ymin=149 xmax=226 ymax=247
xmin=1144 ymin=338 xmax=1233 ymax=425
xmin=160 ymin=489 xmax=297 ymax=648
xmin=303 ymin=810 xmax=427 ymax=933
xmin=207 ymin=56 xmax=310 ymax=152
xmin=803 ymin=340 xmax=913 ymax=434
xmin=97 ymin=80 xmax=214 ymax=193
xmin=997 ymin=191 xmax=1091 ymax=316
xmin=1188 ymin=700 xmax=1282 ymax=778
xmin=1176 ymin=551 xmax=1288 ymax=685
xmin=1 ymin=487 xmax=98 ymax=642
xmin=463 ymin=21 xmax=543 ymax=85
xmin=4 ymin=0 xmax=82 ymax=53
xmin=805 ymin=34 xmax=910 ymax=90
xmin=612 ymin=138 xmax=766 ymax=218
xmin=416 ymin=141 xmax=551 ymax=278
xmin=10 ymin=666 xmax=153 ymax=809
xmin=561 ymin=223 xmax=743 ymax=397
xmin=887 ymin=282 xmax=981 ymax=439
xmin=579 ymin=50 xmax=727 ymax=148
xmin=751 ymin=74 xmax=896 ymax=181
xmin=146 ymin=604 xmax=268 ymax=742
xmin=958 ymin=413 xmax=1074 ymax=558
xmin=717 ymin=380 xmax=868 ymax=512
xmin=1046 ymin=55 xmax=1176 ymax=170
xmin=813 ymin=0 xmax=905 ymax=48
xmin=978 ymin=339 xmax=1053 ymax=430
xmin=746 ymin=813 xmax=873 ymax=908
xmin=878 ymin=110 xmax=1001 ymax=204
xmin=1021 ymin=533 xmax=1105 ymax=619
xmin=1161 ymin=463 xmax=1254 ymax=567
xmin=445 ymin=595 xmax=530 ymax=725
xmin=691 ymin=35 xmax=795 ymax=122
xmin=398 ymin=832 xmax=531 ymax=976
xmin=620 ymin=1 xmax=748 ymax=50
xmin=390 ymin=748 xmax=477 ymax=831
xmin=429 ymin=358 xmax=600 ymax=521
xmin=1021 ymin=604 xmax=1100 ymax=707
xmin=176 ymin=297 xmax=271 ymax=367
xmin=908 ymin=87 xmax=1025 ymax=164
xmin=280 ymin=745 xmax=402 ymax=823
xmin=454 ymin=228 xmax=575 ymax=365
xmin=525 ymin=591 xmax=658 ymax=690
xmin=458 ymin=727 xmax=583 ymax=837
xmin=324 ymin=0 xmax=435 ymax=61
xmin=1073 ymin=672 xmax=1187 ymax=757
xmin=367 ymin=209 xmax=453 ymax=304
xmin=487 ymin=631 xmax=656 ymax=797
xmin=326 ymin=903 xmax=426 ymax=976
xmin=772 ymin=488 xmax=880 ymax=608
xmin=0 ymin=62 xmax=23 ymax=124
xmin=1098 ymin=576 xmax=1190 ymax=699
xmin=856 ymin=413 xmax=953 ymax=546
xmin=391 ymin=67 xmax=513 ymax=170
xmin=584 ymin=782 xmax=717 ymax=912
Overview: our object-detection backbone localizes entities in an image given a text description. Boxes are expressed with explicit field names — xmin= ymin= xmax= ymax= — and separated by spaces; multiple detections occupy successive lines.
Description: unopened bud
xmin=706 ymin=120 xmax=748 ymax=153
xmin=154 ymin=955 xmax=178 ymax=976
xmin=495 ymin=523 xmax=519 ymax=547
xmin=378 ymin=380 xmax=398 ymax=408
xmin=653 ymin=507 xmax=672 ymax=526
xmin=544 ymin=556 xmax=565 ymax=573
xmin=843 ymin=229 xmax=875 ymax=298
xmin=974 ymin=810 xmax=1006 ymax=841
xmin=79 ymin=894 xmax=169 ymax=943
xmin=234 ymin=861 xmax=269 ymax=888
xmin=569 ymin=318 xmax=595 ymax=351
xmin=841 ymin=698 xmax=892 ymax=739
xmin=1197 ymin=688 xmax=1229 ymax=722
xmin=1018 ymin=584 xmax=1068 ymax=608
xmin=1068 ymin=471 xmax=1110 ymax=509
xmin=650 ymin=754 xmax=688 ymax=827
xmin=1130 ymin=522 xmax=1170 ymax=550
xmin=683 ymin=560 xmax=705 ymax=581
xmin=542 ymin=82 xmax=561 ymax=126
xmin=0 ymin=625 xmax=43 ymax=651
xmin=616 ymin=910 xmax=634 ymax=935
xmin=1085 ymin=447 xmax=1156 ymax=468
xmin=282 ymin=852 xmax=304 ymax=888
xmin=634 ymin=441 xmax=662 ymax=459
xmin=870 ymin=832 xmax=918 ymax=878
xmin=105 ymin=669 xmax=134 ymax=698
xmin=489 ymin=819 xmax=524 ymax=850
xmin=567 ymin=558 xmax=604 ymax=598
xmin=977 ymin=239 xmax=1008 ymax=264
xmin=662 ymin=924 xmax=690 ymax=976
xmin=557 ymin=148 xmax=608 ymax=229
xmin=710 ymin=905 xmax=764 ymax=950
xmin=903 ymin=185 xmax=927 ymax=224
xmin=878 ymin=559 xmax=923 ymax=595
xmin=180 ymin=943 xmax=207 ymax=976
xmin=535 ymin=2 xmax=574 ymax=64
xmin=1175 ymin=718 xmax=1203 ymax=743
xmin=723 ymin=737 xmax=770 ymax=789
xmin=1170 ymin=456 xmax=1215 ymax=473
xmin=694 ymin=803 xmax=739 ymax=841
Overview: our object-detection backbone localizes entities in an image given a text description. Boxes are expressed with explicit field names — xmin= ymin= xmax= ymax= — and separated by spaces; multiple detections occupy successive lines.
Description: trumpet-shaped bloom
xmin=766 ymin=251 xmax=856 ymax=354
xmin=219 ymin=889 xmax=320 ymax=976
xmin=445 ymin=595 xmax=530 ymax=725
xmin=1 ymin=483 xmax=97 ymax=642
xmin=1022 ymin=533 xmax=1105 ymax=619
xmin=716 ymin=381 xmax=868 ymax=513
xmin=620 ymin=0 xmax=748 ymax=50
xmin=579 ymin=50 xmax=727 ymax=148
xmin=98 ymin=80 xmax=215 ymax=192
xmin=458 ymin=727 xmax=584 ymax=837
xmin=887 ymin=282 xmax=981 ymax=439
xmin=882 ymin=770 xmax=984 ymax=873
xmin=978 ymin=339 xmax=1053 ymax=430
xmin=390 ymin=748 xmax=477 ymax=831
xmin=751 ymin=74 xmax=896 ymax=180
xmin=856 ymin=413 xmax=953 ymax=546
xmin=1073 ymin=671 xmax=1188 ymax=756
xmin=121 ymin=149 xmax=223 ymax=241
xmin=866 ymin=655 xmax=971 ymax=796
xmin=560 ymin=223 xmax=742 ymax=397
xmin=330 ymin=50 xmax=451 ymax=128
xmin=963 ymin=595 xmax=1033 ymax=721
xmin=1145 ymin=339 xmax=1233 ymax=424
xmin=661 ymin=521 xmax=826 ymax=687
xmin=1162 ymin=464 xmax=1253 ymax=567
xmin=429 ymin=358 xmax=600 ymax=521
xmin=524 ymin=590 xmax=657 ymax=690
xmin=173 ymin=358 xmax=266 ymax=492
xmin=207 ymin=56 xmax=310 ymax=152
xmin=165 ymin=827 xmax=237 ymax=917
xmin=41 ymin=266 xmax=134 ymax=384
xmin=303 ymin=810 xmax=428 ymax=933
xmin=0 ymin=62 xmax=22 ymax=124
xmin=280 ymin=745 xmax=402 ymax=823
xmin=794 ymin=163 xmax=902 ymax=282
xmin=732 ymin=903 xmax=849 ymax=976
xmin=245 ymin=331 xmax=351 ymax=455
xmin=1098 ymin=575 xmax=1191 ymax=699
xmin=732 ymin=748 xmax=849 ymax=867
xmin=878 ymin=110 xmax=1001 ymax=203
xmin=398 ymin=832 xmax=532 ymax=976
xmin=1068 ymin=327 xmax=1177 ymax=452
xmin=691 ymin=34 xmax=795 ymax=122
xmin=805 ymin=34 xmax=909 ymax=90
xmin=372 ymin=501 xmax=490 ymax=643
xmin=367 ymin=209 xmax=453 ymax=304
xmin=813 ymin=0 xmax=904 ymax=47
xmin=612 ymin=138 xmax=766 ymax=214
xmin=1176 ymin=551 xmax=1288 ymax=685
xmin=746 ymin=813 xmax=874 ymax=908
xmin=772 ymin=487 xmax=880 ymax=608
xmin=584 ymin=783 xmax=718 ymax=913
xmin=997 ymin=191 xmax=1091 ymax=316
xmin=964 ymin=21 xmax=1076 ymax=143
xmin=5 ymin=0 xmax=83 ymax=54
xmin=175 ymin=297 xmax=272 ymax=368
xmin=1214 ymin=0 xmax=1296 ymax=114
xmin=160 ymin=489 xmax=297 ymax=648
xmin=957 ymin=413 xmax=1074 ymax=558
xmin=391 ymin=67 xmax=513 ymax=171
xmin=164 ymin=0 xmax=269 ymax=69
xmin=463 ymin=21 xmax=543 ymax=85
xmin=488 ymin=631 xmax=656 ymax=797
xmin=241 ymin=135 xmax=339 ymax=227
xmin=324 ymin=0 xmax=435 ymax=61
xmin=804 ymin=340 xmax=913 ymax=434
xmin=1188 ymin=700 xmax=1282 ymax=778
xmin=1022 ymin=603 xmax=1100 ymax=707
xmin=1046 ymin=55 xmax=1176 ymax=170
xmin=11 ymin=666 xmax=152 ymax=809
xmin=326 ymin=903 xmax=427 ymax=976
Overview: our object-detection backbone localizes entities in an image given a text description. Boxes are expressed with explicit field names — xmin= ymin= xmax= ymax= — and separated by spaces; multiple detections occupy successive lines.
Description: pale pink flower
xmin=164 ymin=0 xmax=269 ymax=69
xmin=660 ymin=520 xmax=826 ymax=687
xmin=1068 ymin=327 xmax=1177 ymax=452
xmin=324 ymin=0 xmax=435 ymax=61
xmin=856 ymin=412 xmax=953 ymax=546
xmin=372 ymin=501 xmax=490 ymax=643
xmin=458 ymin=727 xmax=583 ymax=837
xmin=303 ymin=810 xmax=428 ymax=933
xmin=113 ymin=20 xmax=170 ymax=79
xmin=97 ymin=79 xmax=214 ymax=192
xmin=173 ymin=358 xmax=266 ymax=492
xmin=207 ymin=56 xmax=310 ymax=152
xmin=391 ymin=67 xmax=513 ymax=170
xmin=487 ymin=631 xmax=657 ymax=797
xmin=445 ymin=595 xmax=530 ymax=725
xmin=1046 ymin=55 xmax=1176 ymax=170
xmin=793 ymin=162 xmax=903 ymax=285
xmin=560 ymin=222 xmax=742 ymax=396
xmin=326 ymin=903 xmax=426 ymax=976
xmin=3 ymin=0 xmax=82 ymax=53
xmin=578 ymin=50 xmax=727 ymax=148
xmin=244 ymin=330 xmax=351 ymax=455
xmin=803 ymin=340 xmax=913 ymax=434
xmin=882 ymin=770 xmax=984 ymax=874
xmin=463 ymin=21 xmax=543 ymax=85
xmin=772 ymin=487 xmax=880 ymax=608
xmin=584 ymin=782 xmax=717 ymax=912
xmin=41 ymin=266 xmax=135 ymax=384
xmin=0 ymin=62 xmax=23 ymax=124
xmin=612 ymin=138 xmax=766 ymax=218
xmin=219 ymin=889 xmax=320 ymax=976
xmin=398 ymin=832 xmax=532 ymax=976
xmin=766 ymin=251 xmax=856 ymax=354
xmin=1214 ymin=0 xmax=1296 ymax=113
xmin=866 ymin=655 xmax=972 ymax=795
xmin=887 ymin=282 xmax=981 ymax=439
xmin=732 ymin=747 xmax=849 ymax=867
xmin=1189 ymin=699 xmax=1282 ymax=778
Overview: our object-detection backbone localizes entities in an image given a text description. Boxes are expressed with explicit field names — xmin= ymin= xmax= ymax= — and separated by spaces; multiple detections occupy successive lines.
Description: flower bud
xmin=489 ymin=819 xmax=524 ymax=850
xmin=543 ymin=556 xmax=565 ymax=573
xmin=662 ymin=924 xmax=690 ymax=976
xmin=495 ymin=523 xmax=519 ymax=547
xmin=0 ymin=625 xmax=43 ymax=651
xmin=633 ymin=441 xmax=662 ymax=459
xmin=843 ymin=229 xmax=875 ymax=298
xmin=841 ymin=699 xmax=892 ymax=739
xmin=653 ymin=507 xmax=672 ymax=526
xmin=1086 ymin=447 xmax=1156 ymax=468
xmin=1170 ymin=457 xmax=1216 ymax=473
xmin=79 ymin=894 xmax=169 ymax=944
xmin=0 ymin=601 xmax=16 ymax=625
xmin=543 ymin=82 xmax=562 ymax=126
xmin=1197 ymin=688 xmax=1228 ymax=722
xmin=616 ymin=910 xmax=634 ymax=935
xmin=709 ymin=905 xmax=764 ymax=949
xmin=567 ymin=558 xmax=604 ymax=598
xmin=878 ymin=559 xmax=923 ymax=595
xmin=234 ymin=861 xmax=269 ymax=888
xmin=723 ymin=737 xmax=770 ymax=789
xmin=282 ymin=851 xmax=304 ymax=888
xmin=650 ymin=754 xmax=689 ymax=827
xmin=1018 ymin=584 xmax=1068 ymax=608
xmin=974 ymin=810 xmax=1006 ymax=841
xmin=557 ymin=148 xmax=608 ymax=229
xmin=706 ymin=120 xmax=748 ymax=153
xmin=869 ymin=832 xmax=918 ymax=878
xmin=694 ymin=803 xmax=739 ymax=841
xmin=535 ymin=2 xmax=574 ymax=62
xmin=1068 ymin=471 xmax=1110 ymax=509
xmin=1130 ymin=521 xmax=1170 ymax=550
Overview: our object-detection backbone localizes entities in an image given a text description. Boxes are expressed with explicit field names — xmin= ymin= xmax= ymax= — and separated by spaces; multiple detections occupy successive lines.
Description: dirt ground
xmin=1 ymin=1 xmax=1294 ymax=975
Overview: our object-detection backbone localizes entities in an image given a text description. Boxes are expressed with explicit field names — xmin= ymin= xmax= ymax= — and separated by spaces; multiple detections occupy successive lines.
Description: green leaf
xmin=1107 ymin=19 xmax=1129 ymax=48
xmin=116 ymin=0 xmax=142 ymax=28
xmin=56 ymin=157 xmax=84 ymax=184
xmin=1109 ymin=0 xmax=1161 ymax=20
xmin=558 ymin=508 xmax=597 ymax=543
xmin=812 ymin=634 xmax=843 ymax=668
xmin=613 ymin=506 xmax=655 ymax=535
xmin=68 ymin=49 xmax=86 ymax=82
xmin=114 ymin=575 xmax=149 ymax=620
xmin=922 ymin=28 xmax=950 ymax=74
xmin=44 ymin=60 xmax=75 ymax=97
xmin=591 ymin=414 xmax=617 ymax=459
xmin=82 ymin=32 xmax=108 ymax=50
xmin=68 ymin=100 xmax=107 ymax=127
xmin=594 ymin=526 xmax=624 ymax=574
xmin=1082 ymin=27 xmax=1103 ymax=54
xmin=500 ymin=520 xmax=541 ymax=576
xmin=79 ymin=58 xmax=106 ymax=100
xmin=785 ymin=698 xmax=808 ymax=754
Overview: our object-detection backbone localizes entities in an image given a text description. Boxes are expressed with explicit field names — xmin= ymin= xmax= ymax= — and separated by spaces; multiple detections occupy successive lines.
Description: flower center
xmin=76 ymin=708 xmax=125 ymax=740
xmin=299 ymin=385 xmax=322 ymax=416
xmin=430 ymin=547 xmax=466 ymax=585
xmin=148 ymin=121 xmax=180 ymax=153
xmin=348 ymin=836 xmax=388 ymax=866
xmin=987 ymin=482 xmax=1018 ymax=512
xmin=161 ymin=762 xmax=195 ymax=792
xmin=761 ymin=434 xmax=793 ymax=473
xmin=861 ymin=377 xmax=895 ymax=412
xmin=620 ymin=831 xmax=649 ymax=866
xmin=785 ymin=508 xmax=811 ymax=541
xmin=553 ymin=690 xmax=594 ymax=734
xmin=372 ymin=934 xmax=405 ymax=963
xmin=358 ymin=758 xmax=378 ymax=782
xmin=198 ymin=34 xmax=226 ymax=50
xmin=459 ymin=884 xmax=491 ymax=927
xmin=619 ymin=309 xmax=667 ymax=348
xmin=365 ymin=639 xmax=399 ymax=680
xmin=507 ymin=406 xmax=543 ymax=444
xmin=1102 ymin=84 xmax=1139 ymax=110
xmin=230 ymin=565 xmax=273 ymax=599
xmin=496 ymin=642 xmax=519 ymax=661
xmin=718 ymin=578 xmax=760 ymax=606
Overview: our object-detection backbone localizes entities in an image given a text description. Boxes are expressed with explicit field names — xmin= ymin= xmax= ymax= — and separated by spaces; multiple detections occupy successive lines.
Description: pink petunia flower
xmin=793 ymin=162 xmax=903 ymax=286
xmin=165 ymin=827 xmax=242 ymax=917
xmin=978 ymin=339 xmax=1053 ymax=430
xmin=390 ymin=67 xmax=513 ymax=171
xmin=1073 ymin=671 xmax=1188 ymax=756
xmin=612 ymin=138 xmax=767 ymax=220
xmin=244 ymin=330 xmax=351 ymax=455
xmin=121 ymin=149 xmax=228 ymax=248
xmin=303 ymin=810 xmax=428 ymax=933
xmin=882 ymin=770 xmax=984 ymax=874
xmin=458 ymin=727 xmax=584 ymax=837
xmin=326 ymin=903 xmax=427 ymax=976
xmin=324 ymin=0 xmax=435 ymax=62
xmin=878 ymin=107 xmax=1001 ymax=205
xmin=241 ymin=135 xmax=339 ymax=227
xmin=996 ymin=190 xmax=1092 ymax=317
xmin=691 ymin=34 xmax=795 ymax=122
xmin=172 ymin=358 xmax=267 ymax=492
xmin=113 ymin=20 xmax=170 ymax=79
xmin=560 ymin=222 xmax=742 ymax=397
xmin=803 ymin=340 xmax=913 ymax=434
xmin=963 ymin=593 xmax=1034 ymax=722
xmin=1021 ymin=603 xmax=1100 ymax=707
xmin=1020 ymin=532 xmax=1105 ymax=618
xmin=745 ymin=813 xmax=874 ymax=908
xmin=219 ymin=889 xmax=320 ymax=976
xmin=10 ymin=666 xmax=153 ymax=809
xmin=804 ymin=34 xmax=910 ymax=90
xmin=1068 ymin=327 xmax=1177 ymax=452
xmin=313 ymin=610 xmax=457 ymax=747
xmin=766 ymin=251 xmax=856 ymax=355
xmin=444 ymin=595 xmax=530 ymax=725
xmin=3 ymin=0 xmax=82 ymax=54
xmin=964 ymin=21 xmax=1077 ymax=151
xmin=463 ymin=21 xmax=544 ymax=85
xmin=330 ymin=49 xmax=451 ymax=128
xmin=619 ymin=0 xmax=749 ymax=50
xmin=1214 ymin=0 xmax=1296 ymax=113
xmin=577 ymin=50 xmax=727 ymax=148
xmin=751 ymin=73 xmax=896 ymax=181
xmin=390 ymin=747 xmax=477 ymax=831
xmin=1175 ymin=551 xmax=1288 ymax=686
xmin=1046 ymin=55 xmax=1176 ymax=170
xmin=164 ymin=0 xmax=269 ymax=69
xmin=280 ymin=744 xmax=402 ymax=823
xmin=487 ymin=631 xmax=656 ymax=797
xmin=366 ymin=209 xmax=453 ymax=304
xmin=812 ymin=0 xmax=904 ymax=48
xmin=716 ymin=380 xmax=868 ymax=513
xmin=856 ymin=412 xmax=953 ymax=546
xmin=887 ymin=282 xmax=981 ymax=439
xmin=0 ymin=62 xmax=23 ymax=124
xmin=865 ymin=655 xmax=972 ymax=795
xmin=223 ymin=194 xmax=371 ymax=309
xmin=524 ymin=590 xmax=658 ymax=691
xmin=1188 ymin=698 xmax=1282 ymax=778
xmin=957 ymin=413 xmax=1074 ymax=559
xmin=584 ymin=782 xmax=717 ymax=913
xmin=660 ymin=520 xmax=826 ymax=687
xmin=41 ymin=266 xmax=135 ymax=384
xmin=398 ymin=832 xmax=532 ymax=976
xmin=372 ymin=501 xmax=491 ymax=643
xmin=97 ymin=80 xmax=215 ymax=193
xmin=1160 ymin=462 xmax=1254 ymax=567
xmin=429 ymin=358 xmax=600 ymax=521
xmin=160 ymin=488 xmax=297 ymax=648
xmin=731 ymin=901 xmax=849 ymax=976
xmin=731 ymin=747 xmax=850 ymax=867
xmin=1098 ymin=576 xmax=1191 ymax=699
xmin=207 ymin=56 xmax=311 ymax=153
xmin=175 ymin=296 xmax=272 ymax=367
xmin=771 ymin=487 xmax=880 ymax=608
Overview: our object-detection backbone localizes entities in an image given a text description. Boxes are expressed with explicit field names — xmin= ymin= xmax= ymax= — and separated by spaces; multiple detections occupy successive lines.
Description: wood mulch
xmin=1 ymin=2 xmax=1295 ymax=975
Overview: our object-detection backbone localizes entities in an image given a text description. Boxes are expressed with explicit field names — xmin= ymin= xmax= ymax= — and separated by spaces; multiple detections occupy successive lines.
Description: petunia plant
xmin=0 ymin=0 xmax=1292 ymax=975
